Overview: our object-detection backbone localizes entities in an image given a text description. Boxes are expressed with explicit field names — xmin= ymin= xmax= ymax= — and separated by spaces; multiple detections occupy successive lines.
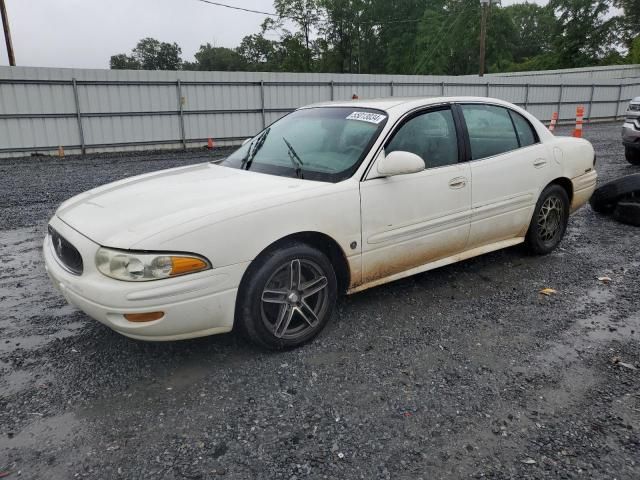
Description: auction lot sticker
xmin=346 ymin=111 xmax=387 ymax=124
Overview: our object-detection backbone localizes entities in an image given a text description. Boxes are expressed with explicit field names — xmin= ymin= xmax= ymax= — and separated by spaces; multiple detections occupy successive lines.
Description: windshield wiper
xmin=282 ymin=136 xmax=304 ymax=179
xmin=241 ymin=128 xmax=270 ymax=170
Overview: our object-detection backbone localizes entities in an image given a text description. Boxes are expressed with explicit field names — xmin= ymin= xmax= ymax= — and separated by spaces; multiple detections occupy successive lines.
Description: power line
xmin=414 ymin=3 xmax=474 ymax=74
xmin=195 ymin=0 xmax=277 ymax=17
xmin=194 ymin=0 xmax=426 ymax=26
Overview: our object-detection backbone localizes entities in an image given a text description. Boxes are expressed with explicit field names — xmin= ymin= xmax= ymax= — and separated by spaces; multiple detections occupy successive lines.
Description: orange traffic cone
xmin=548 ymin=112 xmax=558 ymax=133
xmin=207 ymin=138 xmax=215 ymax=149
xmin=58 ymin=146 xmax=65 ymax=158
xmin=572 ymin=106 xmax=585 ymax=138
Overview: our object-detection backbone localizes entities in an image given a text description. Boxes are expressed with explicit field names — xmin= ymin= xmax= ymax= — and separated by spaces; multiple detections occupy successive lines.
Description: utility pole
xmin=0 ymin=0 xmax=15 ymax=66
xmin=479 ymin=0 xmax=489 ymax=77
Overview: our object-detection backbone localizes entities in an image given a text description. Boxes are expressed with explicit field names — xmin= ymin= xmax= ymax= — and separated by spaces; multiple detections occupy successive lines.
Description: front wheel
xmin=236 ymin=242 xmax=337 ymax=350
xmin=525 ymin=184 xmax=570 ymax=255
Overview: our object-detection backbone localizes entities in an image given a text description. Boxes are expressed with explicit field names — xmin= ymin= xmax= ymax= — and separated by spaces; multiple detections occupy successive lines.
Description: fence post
xmin=524 ymin=83 xmax=530 ymax=111
xmin=587 ymin=84 xmax=595 ymax=122
xmin=614 ymin=84 xmax=623 ymax=120
xmin=556 ymin=85 xmax=563 ymax=122
xmin=330 ymin=80 xmax=334 ymax=101
xmin=71 ymin=78 xmax=85 ymax=155
xmin=176 ymin=79 xmax=186 ymax=150
xmin=260 ymin=80 xmax=266 ymax=128
xmin=486 ymin=82 xmax=490 ymax=97
xmin=390 ymin=81 xmax=394 ymax=97
xmin=441 ymin=81 xmax=445 ymax=96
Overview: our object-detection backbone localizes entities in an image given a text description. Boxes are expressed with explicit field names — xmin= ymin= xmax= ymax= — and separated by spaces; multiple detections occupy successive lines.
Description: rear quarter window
xmin=509 ymin=110 xmax=538 ymax=147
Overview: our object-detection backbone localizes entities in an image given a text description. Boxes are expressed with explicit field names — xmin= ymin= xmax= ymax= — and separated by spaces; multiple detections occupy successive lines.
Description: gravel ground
xmin=1 ymin=124 xmax=639 ymax=479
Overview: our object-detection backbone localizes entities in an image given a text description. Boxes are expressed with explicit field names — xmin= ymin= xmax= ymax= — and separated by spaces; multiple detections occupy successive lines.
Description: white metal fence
xmin=1 ymin=65 xmax=639 ymax=158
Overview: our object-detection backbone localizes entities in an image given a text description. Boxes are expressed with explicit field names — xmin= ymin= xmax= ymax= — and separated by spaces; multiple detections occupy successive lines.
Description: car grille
xmin=48 ymin=226 xmax=83 ymax=275
xmin=629 ymin=103 xmax=640 ymax=112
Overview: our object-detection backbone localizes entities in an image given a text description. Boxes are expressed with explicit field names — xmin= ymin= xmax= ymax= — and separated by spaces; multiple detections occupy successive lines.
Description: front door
xmin=359 ymin=106 xmax=472 ymax=285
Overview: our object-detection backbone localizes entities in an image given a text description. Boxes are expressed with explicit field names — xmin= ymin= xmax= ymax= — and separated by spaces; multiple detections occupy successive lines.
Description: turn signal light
xmin=124 ymin=312 xmax=164 ymax=322
xmin=170 ymin=257 xmax=208 ymax=276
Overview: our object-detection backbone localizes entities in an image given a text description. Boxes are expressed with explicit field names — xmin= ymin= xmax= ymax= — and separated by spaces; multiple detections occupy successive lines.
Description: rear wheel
xmin=625 ymin=146 xmax=640 ymax=166
xmin=525 ymin=184 xmax=570 ymax=255
xmin=236 ymin=242 xmax=337 ymax=350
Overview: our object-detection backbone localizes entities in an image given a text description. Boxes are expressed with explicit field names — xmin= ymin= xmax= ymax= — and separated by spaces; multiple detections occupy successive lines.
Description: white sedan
xmin=44 ymin=97 xmax=597 ymax=349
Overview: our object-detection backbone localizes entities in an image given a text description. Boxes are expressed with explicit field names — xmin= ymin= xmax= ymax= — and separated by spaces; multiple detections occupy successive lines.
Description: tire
xmin=625 ymin=146 xmax=640 ymax=166
xmin=236 ymin=242 xmax=337 ymax=350
xmin=525 ymin=184 xmax=570 ymax=255
xmin=589 ymin=173 xmax=640 ymax=214
xmin=613 ymin=199 xmax=640 ymax=226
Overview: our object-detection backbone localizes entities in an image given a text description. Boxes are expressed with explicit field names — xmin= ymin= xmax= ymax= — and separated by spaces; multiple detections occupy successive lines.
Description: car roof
xmin=632 ymin=96 xmax=640 ymax=103
xmin=303 ymin=96 xmax=519 ymax=114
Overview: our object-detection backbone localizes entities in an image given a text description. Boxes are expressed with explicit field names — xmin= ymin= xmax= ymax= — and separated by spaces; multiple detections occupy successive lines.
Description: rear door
xmin=457 ymin=103 xmax=552 ymax=248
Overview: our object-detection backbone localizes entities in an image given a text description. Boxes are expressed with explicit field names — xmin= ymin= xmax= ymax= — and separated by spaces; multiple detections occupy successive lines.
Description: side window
xmin=386 ymin=108 xmax=458 ymax=169
xmin=461 ymin=104 xmax=519 ymax=160
xmin=509 ymin=110 xmax=538 ymax=147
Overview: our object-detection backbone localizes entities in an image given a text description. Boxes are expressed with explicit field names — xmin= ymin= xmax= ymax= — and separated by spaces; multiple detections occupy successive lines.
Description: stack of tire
xmin=590 ymin=173 xmax=640 ymax=226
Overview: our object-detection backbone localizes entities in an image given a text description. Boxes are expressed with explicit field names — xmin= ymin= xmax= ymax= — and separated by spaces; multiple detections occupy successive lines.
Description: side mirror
xmin=242 ymin=137 xmax=252 ymax=146
xmin=376 ymin=150 xmax=425 ymax=177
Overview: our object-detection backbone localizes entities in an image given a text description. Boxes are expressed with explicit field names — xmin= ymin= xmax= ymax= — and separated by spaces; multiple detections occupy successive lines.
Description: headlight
xmin=95 ymin=248 xmax=210 ymax=281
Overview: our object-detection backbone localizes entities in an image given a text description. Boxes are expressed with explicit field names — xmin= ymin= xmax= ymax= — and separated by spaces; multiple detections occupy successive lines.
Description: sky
xmin=1 ymin=0 xmax=545 ymax=69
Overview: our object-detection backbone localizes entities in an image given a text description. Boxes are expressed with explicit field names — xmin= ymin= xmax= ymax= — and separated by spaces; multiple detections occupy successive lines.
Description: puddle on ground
xmin=1 ymin=226 xmax=81 ymax=345
xmin=0 ymin=412 xmax=82 ymax=451
xmin=0 ymin=362 xmax=54 ymax=397
xmin=0 ymin=320 xmax=85 ymax=355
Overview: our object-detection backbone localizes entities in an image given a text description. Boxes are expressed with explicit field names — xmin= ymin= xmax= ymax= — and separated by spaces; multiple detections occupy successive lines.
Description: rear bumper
xmin=44 ymin=215 xmax=248 ymax=341
xmin=570 ymin=170 xmax=597 ymax=213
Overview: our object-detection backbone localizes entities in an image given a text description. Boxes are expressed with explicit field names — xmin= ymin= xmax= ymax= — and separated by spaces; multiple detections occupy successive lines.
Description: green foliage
xmin=110 ymin=0 xmax=638 ymax=74
xmin=631 ymin=36 xmax=640 ymax=64
xmin=109 ymin=54 xmax=140 ymax=70
xmin=191 ymin=44 xmax=247 ymax=71
xmin=110 ymin=38 xmax=182 ymax=70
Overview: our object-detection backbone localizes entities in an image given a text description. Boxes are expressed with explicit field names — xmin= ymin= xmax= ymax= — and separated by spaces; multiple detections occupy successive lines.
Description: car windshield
xmin=220 ymin=107 xmax=388 ymax=182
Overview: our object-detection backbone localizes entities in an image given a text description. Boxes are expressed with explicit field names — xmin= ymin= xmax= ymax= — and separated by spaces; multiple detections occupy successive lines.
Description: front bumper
xmin=43 ymin=216 xmax=248 ymax=341
xmin=622 ymin=117 xmax=640 ymax=149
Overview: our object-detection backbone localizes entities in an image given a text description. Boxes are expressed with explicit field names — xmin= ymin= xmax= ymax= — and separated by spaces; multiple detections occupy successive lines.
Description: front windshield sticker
xmin=346 ymin=111 xmax=387 ymax=124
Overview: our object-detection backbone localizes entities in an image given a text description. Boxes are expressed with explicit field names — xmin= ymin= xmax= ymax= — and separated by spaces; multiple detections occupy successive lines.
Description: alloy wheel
xmin=260 ymin=258 xmax=330 ymax=340
xmin=538 ymin=195 xmax=565 ymax=242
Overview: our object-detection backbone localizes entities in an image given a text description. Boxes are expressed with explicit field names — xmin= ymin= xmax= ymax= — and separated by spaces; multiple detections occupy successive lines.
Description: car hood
xmin=56 ymin=163 xmax=324 ymax=248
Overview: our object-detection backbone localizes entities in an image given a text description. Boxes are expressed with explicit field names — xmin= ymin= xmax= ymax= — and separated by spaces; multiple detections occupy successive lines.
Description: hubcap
xmin=538 ymin=195 xmax=564 ymax=242
xmin=260 ymin=258 xmax=329 ymax=339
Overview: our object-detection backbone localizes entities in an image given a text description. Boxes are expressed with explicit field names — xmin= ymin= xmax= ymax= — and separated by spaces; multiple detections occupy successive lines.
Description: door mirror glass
xmin=377 ymin=150 xmax=425 ymax=177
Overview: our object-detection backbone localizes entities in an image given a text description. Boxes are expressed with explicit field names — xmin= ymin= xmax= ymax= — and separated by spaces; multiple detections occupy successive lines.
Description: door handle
xmin=448 ymin=177 xmax=467 ymax=189
xmin=533 ymin=159 xmax=547 ymax=168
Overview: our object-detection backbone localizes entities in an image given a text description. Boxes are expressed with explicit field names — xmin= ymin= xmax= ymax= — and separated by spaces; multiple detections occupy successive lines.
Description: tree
xmin=504 ymin=3 xmax=556 ymax=62
xmin=630 ymin=35 xmax=640 ymax=63
xmin=274 ymin=0 xmax=320 ymax=70
xmin=548 ymin=0 xmax=618 ymax=68
xmin=192 ymin=44 xmax=247 ymax=71
xmin=614 ymin=0 xmax=640 ymax=46
xmin=110 ymin=53 xmax=141 ymax=70
xmin=414 ymin=0 xmax=518 ymax=75
xmin=110 ymin=37 xmax=183 ymax=70
xmin=238 ymin=33 xmax=281 ymax=70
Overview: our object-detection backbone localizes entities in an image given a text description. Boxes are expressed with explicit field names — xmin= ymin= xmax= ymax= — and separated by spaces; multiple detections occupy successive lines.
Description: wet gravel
xmin=1 ymin=124 xmax=639 ymax=479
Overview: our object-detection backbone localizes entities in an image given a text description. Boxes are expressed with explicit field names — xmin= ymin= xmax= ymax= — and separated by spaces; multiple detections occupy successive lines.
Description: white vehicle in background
xmin=622 ymin=96 xmax=640 ymax=165
xmin=44 ymin=97 xmax=597 ymax=349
